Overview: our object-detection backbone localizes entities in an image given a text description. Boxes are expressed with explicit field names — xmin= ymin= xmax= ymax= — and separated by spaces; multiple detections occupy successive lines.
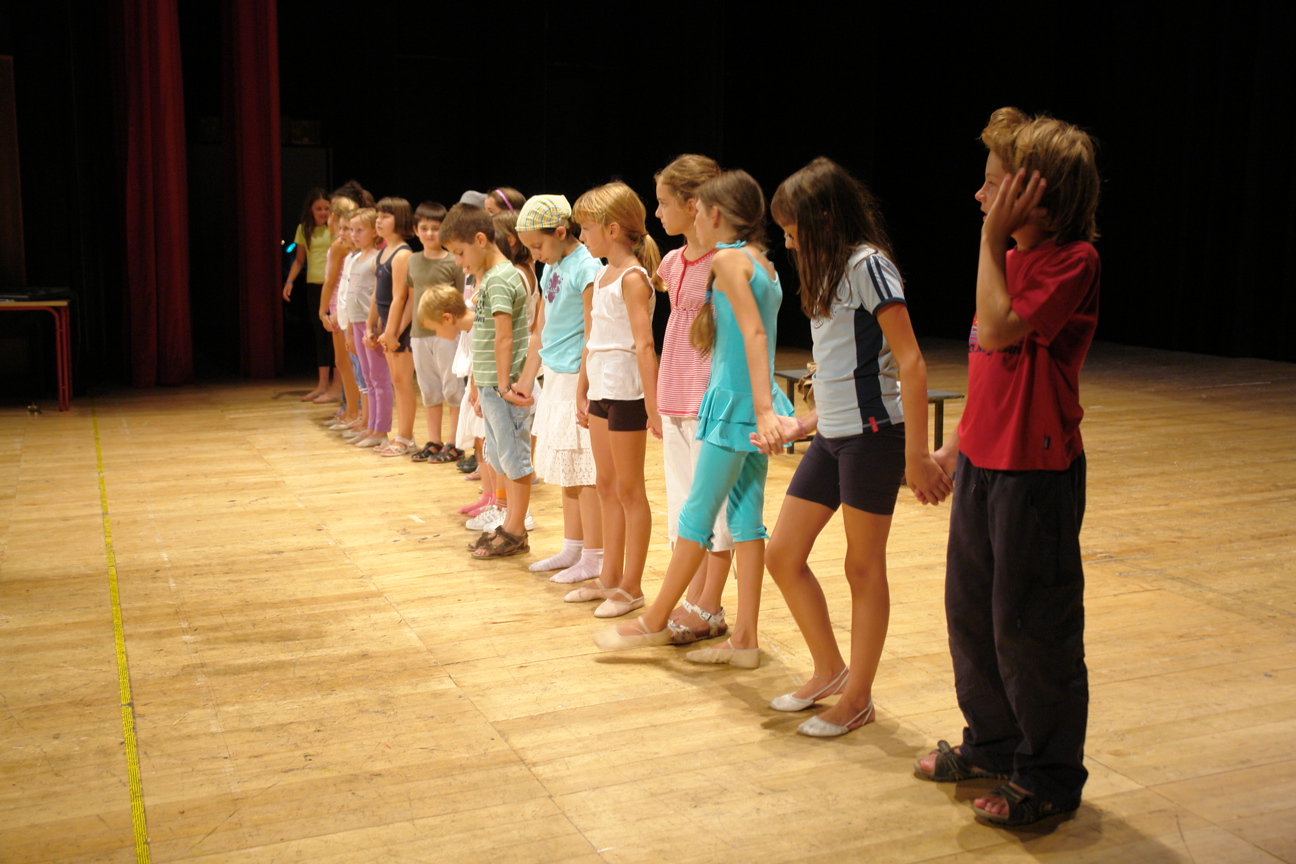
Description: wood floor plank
xmin=2 ymin=341 xmax=1294 ymax=862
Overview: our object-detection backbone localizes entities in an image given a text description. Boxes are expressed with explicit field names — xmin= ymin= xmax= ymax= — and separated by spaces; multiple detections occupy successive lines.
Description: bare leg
xmin=445 ymin=403 xmax=459 ymax=448
xmin=766 ymin=495 xmax=845 ymax=697
xmin=626 ymin=539 xmax=708 ymax=634
xmin=562 ymin=486 xmax=584 ymax=542
xmin=806 ymin=505 xmax=893 ymax=728
xmin=671 ymin=550 xmax=732 ymax=636
xmin=499 ymin=471 xmax=532 ymax=537
xmin=425 ymin=403 xmax=443 ymax=446
xmin=608 ymin=428 xmax=649 ymax=599
xmin=589 ymin=416 xmax=626 ymax=593
xmin=390 ymin=352 xmax=416 ymax=442
xmin=578 ymin=485 xmax=602 ymax=548
xmin=333 ymin=330 xmax=360 ymax=421
xmin=724 ymin=539 xmax=766 ymax=650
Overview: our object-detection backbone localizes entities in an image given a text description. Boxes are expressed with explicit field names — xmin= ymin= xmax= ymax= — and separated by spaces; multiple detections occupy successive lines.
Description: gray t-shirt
xmin=407 ymin=252 xmax=465 ymax=338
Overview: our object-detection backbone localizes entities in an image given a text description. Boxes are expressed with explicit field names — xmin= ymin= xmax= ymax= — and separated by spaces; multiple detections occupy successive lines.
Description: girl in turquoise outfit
xmin=593 ymin=170 xmax=793 ymax=668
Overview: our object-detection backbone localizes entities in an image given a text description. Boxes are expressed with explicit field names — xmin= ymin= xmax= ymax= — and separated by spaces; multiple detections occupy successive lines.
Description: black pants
xmin=304 ymin=282 xmax=334 ymax=368
xmin=945 ymin=452 xmax=1089 ymax=807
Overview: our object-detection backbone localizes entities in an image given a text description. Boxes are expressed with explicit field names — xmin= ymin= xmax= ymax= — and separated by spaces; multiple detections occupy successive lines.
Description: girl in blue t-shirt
xmin=760 ymin=158 xmax=951 ymax=737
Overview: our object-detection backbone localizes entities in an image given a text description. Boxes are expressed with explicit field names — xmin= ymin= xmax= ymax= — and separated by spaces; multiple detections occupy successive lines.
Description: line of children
xmin=294 ymin=117 xmax=1100 ymax=828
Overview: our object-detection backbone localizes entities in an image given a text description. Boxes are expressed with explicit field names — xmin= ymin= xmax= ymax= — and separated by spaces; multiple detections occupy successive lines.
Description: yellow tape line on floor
xmin=93 ymin=408 xmax=152 ymax=864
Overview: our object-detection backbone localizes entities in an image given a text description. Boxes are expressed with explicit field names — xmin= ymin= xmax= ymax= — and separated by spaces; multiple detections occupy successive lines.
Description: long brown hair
xmin=298 ymin=187 xmax=328 ymax=249
xmin=689 ymin=170 xmax=767 ymax=355
xmin=770 ymin=157 xmax=895 ymax=320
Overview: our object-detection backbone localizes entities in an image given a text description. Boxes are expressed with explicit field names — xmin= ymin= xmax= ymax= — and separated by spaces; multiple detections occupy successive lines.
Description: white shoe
xmin=594 ymin=588 xmax=644 ymax=619
xmin=523 ymin=510 xmax=535 ymax=531
xmin=769 ymin=667 xmax=850 ymax=712
xmin=465 ymin=505 xmax=505 ymax=532
xmin=796 ymin=701 xmax=875 ymax=738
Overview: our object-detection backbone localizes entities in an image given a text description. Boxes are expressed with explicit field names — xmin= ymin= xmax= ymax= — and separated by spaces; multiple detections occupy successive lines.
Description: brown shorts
xmin=587 ymin=398 xmax=648 ymax=432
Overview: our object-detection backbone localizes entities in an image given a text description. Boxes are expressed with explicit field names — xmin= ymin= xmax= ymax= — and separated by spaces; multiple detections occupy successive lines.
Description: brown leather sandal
xmin=471 ymin=527 xmax=529 ymax=558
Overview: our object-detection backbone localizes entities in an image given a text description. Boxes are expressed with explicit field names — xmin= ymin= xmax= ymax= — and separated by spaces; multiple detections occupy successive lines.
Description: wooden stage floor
xmin=2 ymin=340 xmax=1294 ymax=863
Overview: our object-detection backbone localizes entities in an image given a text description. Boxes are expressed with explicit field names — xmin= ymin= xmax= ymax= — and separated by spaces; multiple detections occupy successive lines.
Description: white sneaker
xmin=523 ymin=510 xmax=535 ymax=531
xmin=465 ymin=505 xmax=505 ymax=532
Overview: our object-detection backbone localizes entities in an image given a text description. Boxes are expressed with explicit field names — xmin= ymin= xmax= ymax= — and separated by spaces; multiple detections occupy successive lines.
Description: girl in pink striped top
xmin=653 ymin=154 xmax=734 ymax=644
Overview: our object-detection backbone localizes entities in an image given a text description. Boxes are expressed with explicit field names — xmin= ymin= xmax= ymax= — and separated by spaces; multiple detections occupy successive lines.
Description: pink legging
xmin=351 ymin=322 xmax=392 ymax=433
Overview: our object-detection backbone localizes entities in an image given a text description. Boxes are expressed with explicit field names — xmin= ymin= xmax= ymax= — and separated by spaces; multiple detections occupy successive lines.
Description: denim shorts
xmin=479 ymin=387 xmax=534 ymax=480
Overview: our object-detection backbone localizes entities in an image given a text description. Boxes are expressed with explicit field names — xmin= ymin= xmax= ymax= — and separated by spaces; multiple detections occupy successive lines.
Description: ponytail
xmin=689 ymin=277 xmax=717 ymax=356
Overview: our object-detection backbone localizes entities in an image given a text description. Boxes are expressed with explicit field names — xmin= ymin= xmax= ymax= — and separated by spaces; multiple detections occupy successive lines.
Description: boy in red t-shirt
xmin=916 ymin=107 xmax=1101 ymax=827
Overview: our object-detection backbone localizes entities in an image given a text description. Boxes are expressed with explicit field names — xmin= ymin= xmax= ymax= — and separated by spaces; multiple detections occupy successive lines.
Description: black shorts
xmin=587 ymin=398 xmax=648 ymax=432
xmin=377 ymin=317 xmax=412 ymax=353
xmin=785 ymin=424 xmax=906 ymax=515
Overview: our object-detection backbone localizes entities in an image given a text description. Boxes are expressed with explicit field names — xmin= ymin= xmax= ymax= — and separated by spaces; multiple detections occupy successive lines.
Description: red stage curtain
xmin=225 ymin=0 xmax=282 ymax=378
xmin=116 ymin=0 xmax=193 ymax=386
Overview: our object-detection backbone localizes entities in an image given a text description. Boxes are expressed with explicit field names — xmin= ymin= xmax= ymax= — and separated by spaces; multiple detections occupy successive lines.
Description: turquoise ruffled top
xmin=695 ymin=242 xmax=794 ymax=451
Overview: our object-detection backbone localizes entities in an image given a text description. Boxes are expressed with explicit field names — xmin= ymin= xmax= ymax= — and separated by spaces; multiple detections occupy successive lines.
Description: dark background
xmin=2 ymin=0 xmax=1293 ymax=400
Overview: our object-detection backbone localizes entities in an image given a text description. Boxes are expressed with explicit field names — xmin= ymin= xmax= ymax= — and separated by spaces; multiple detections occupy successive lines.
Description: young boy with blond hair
xmin=917 ymin=106 xmax=1101 ymax=828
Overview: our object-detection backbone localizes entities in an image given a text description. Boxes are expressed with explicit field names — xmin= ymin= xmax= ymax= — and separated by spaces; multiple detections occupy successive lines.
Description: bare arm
xmin=975 ymin=169 xmax=1046 ymax=351
xmin=713 ymin=249 xmax=781 ymax=452
xmin=624 ymin=269 xmax=662 ymax=439
xmin=283 ymin=244 xmax=306 ymax=300
xmin=510 ymin=299 xmax=546 ymax=404
xmin=876 ymin=303 xmax=952 ymax=505
xmin=381 ymin=249 xmax=413 ymax=351
xmin=575 ymin=283 xmax=593 ymax=428
xmin=493 ymin=311 xmax=515 ymax=390
xmin=319 ymin=242 xmax=346 ymax=327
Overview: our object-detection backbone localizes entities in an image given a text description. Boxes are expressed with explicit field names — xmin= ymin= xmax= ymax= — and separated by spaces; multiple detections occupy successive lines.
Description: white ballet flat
xmin=769 ymin=666 xmax=850 ymax=712
xmin=593 ymin=588 xmax=644 ymax=619
xmin=592 ymin=616 xmax=672 ymax=651
xmin=684 ymin=641 xmax=760 ymax=669
xmin=796 ymin=700 xmax=875 ymax=738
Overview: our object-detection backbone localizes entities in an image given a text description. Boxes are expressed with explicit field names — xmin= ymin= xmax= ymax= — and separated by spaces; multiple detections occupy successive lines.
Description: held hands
xmin=344 ymin=333 xmax=355 ymax=354
xmin=469 ymin=387 xmax=482 ymax=418
xmin=647 ymin=411 xmax=663 ymax=441
xmin=984 ymin=168 xmax=1048 ymax=246
xmin=505 ymin=381 xmax=535 ymax=408
xmin=753 ymin=410 xmax=785 ymax=455
xmin=575 ymin=395 xmax=590 ymax=429
xmin=906 ymin=453 xmax=953 ymax=506
xmin=749 ymin=414 xmax=801 ymax=454
xmin=362 ymin=330 xmax=379 ymax=350
xmin=379 ymin=332 xmax=399 ymax=353
xmin=932 ymin=442 xmax=958 ymax=479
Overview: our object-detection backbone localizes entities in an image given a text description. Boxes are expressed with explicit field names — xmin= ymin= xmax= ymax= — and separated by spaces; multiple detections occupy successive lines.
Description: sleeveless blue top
xmin=695 ymin=243 xmax=795 ymax=451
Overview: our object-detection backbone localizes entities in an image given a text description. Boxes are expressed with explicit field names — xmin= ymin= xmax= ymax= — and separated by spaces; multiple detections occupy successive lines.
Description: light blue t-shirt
xmin=539 ymin=244 xmax=602 ymax=373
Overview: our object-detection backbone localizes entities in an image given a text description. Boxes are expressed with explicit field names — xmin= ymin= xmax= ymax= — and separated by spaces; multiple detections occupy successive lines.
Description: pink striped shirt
xmin=655 ymin=246 xmax=717 ymax=417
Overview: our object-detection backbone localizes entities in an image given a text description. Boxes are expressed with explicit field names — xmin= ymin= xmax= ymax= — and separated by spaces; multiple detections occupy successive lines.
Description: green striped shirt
xmin=471 ymin=261 xmax=529 ymax=387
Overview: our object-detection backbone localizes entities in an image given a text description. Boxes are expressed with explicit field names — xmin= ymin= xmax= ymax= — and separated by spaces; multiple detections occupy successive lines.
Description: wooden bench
xmin=772 ymin=368 xmax=963 ymax=453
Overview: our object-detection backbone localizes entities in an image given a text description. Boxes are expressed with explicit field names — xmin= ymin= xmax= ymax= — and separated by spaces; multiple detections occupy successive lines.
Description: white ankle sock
xmin=529 ymin=539 xmax=583 ymax=573
xmin=551 ymin=548 xmax=604 ymax=583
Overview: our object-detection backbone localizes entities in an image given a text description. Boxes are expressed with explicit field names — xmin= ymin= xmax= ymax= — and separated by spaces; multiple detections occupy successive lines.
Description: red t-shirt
xmin=958 ymin=240 xmax=1100 ymax=471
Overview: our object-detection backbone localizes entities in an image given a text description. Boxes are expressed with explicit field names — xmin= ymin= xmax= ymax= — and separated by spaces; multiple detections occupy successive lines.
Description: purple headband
xmin=493 ymin=189 xmax=515 ymax=211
